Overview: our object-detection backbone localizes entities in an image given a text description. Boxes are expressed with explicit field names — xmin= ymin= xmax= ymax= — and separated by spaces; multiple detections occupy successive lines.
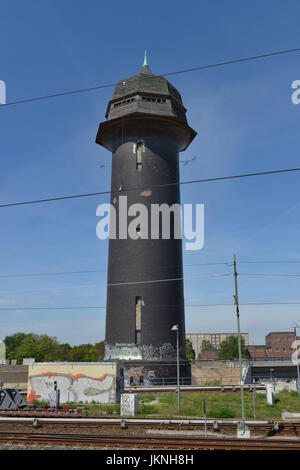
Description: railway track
xmin=0 ymin=409 xmax=83 ymax=418
xmin=0 ymin=431 xmax=299 ymax=449
xmin=0 ymin=415 xmax=300 ymax=437
xmin=125 ymin=385 xmax=265 ymax=394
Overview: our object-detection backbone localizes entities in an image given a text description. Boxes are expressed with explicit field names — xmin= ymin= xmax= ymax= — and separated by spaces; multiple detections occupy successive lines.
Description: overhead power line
xmin=0 ymin=306 xmax=106 ymax=311
xmin=1 ymin=166 xmax=300 ymax=209
xmin=1 ymin=270 xmax=300 ymax=295
xmin=0 ymin=273 xmax=231 ymax=295
xmin=0 ymin=269 xmax=107 ymax=278
xmin=239 ymin=260 xmax=300 ymax=264
xmin=3 ymin=260 xmax=300 ymax=279
xmin=0 ymin=262 xmax=229 ymax=278
xmin=1 ymin=267 xmax=300 ymax=289
xmin=1 ymin=300 xmax=300 ymax=311
xmin=242 ymin=273 xmax=300 ymax=278
xmin=1 ymin=46 xmax=300 ymax=108
xmin=185 ymin=301 xmax=300 ymax=306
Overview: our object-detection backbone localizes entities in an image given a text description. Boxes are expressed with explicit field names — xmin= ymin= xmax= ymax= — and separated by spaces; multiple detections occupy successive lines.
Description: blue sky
xmin=1 ymin=0 xmax=300 ymax=345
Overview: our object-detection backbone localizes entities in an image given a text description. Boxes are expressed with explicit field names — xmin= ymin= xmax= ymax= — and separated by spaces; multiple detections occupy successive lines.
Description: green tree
xmin=185 ymin=339 xmax=195 ymax=360
xmin=4 ymin=332 xmax=104 ymax=363
xmin=218 ymin=335 xmax=250 ymax=360
xmin=37 ymin=335 xmax=60 ymax=361
xmin=4 ymin=332 xmax=38 ymax=361
xmin=15 ymin=342 xmax=44 ymax=363
xmin=201 ymin=339 xmax=214 ymax=351
xmin=4 ymin=332 xmax=27 ymax=359
xmin=94 ymin=341 xmax=105 ymax=361
xmin=21 ymin=333 xmax=39 ymax=345
xmin=4 ymin=332 xmax=27 ymax=352
xmin=56 ymin=343 xmax=72 ymax=361
xmin=68 ymin=344 xmax=98 ymax=362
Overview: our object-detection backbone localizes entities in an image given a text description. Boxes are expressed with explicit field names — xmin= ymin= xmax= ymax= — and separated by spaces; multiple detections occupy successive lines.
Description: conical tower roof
xmin=97 ymin=53 xmax=197 ymax=152
xmin=111 ymin=52 xmax=183 ymax=105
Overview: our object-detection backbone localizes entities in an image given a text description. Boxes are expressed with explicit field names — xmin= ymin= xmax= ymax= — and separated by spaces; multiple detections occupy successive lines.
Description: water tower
xmin=96 ymin=53 xmax=196 ymax=385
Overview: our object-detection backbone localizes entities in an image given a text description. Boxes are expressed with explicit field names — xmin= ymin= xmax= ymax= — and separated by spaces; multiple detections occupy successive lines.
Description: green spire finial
xmin=143 ymin=49 xmax=148 ymax=67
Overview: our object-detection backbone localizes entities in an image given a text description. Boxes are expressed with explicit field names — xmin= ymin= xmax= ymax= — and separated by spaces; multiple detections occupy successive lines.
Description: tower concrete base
xmin=118 ymin=359 xmax=191 ymax=387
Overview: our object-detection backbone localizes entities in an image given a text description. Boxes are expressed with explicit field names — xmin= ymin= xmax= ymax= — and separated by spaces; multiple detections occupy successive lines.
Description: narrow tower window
xmin=135 ymin=296 xmax=142 ymax=343
xmin=136 ymin=142 xmax=142 ymax=171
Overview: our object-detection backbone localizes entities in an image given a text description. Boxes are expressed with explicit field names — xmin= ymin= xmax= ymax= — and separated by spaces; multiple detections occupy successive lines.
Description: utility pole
xmin=233 ymin=254 xmax=248 ymax=435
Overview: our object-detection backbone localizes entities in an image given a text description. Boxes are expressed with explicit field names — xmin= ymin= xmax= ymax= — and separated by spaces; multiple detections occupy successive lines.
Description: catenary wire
xmin=1 ymin=270 xmax=300 ymax=295
xmin=1 ymin=166 xmax=300 ymax=209
xmin=1 ymin=46 xmax=300 ymax=108
xmin=0 ymin=273 xmax=232 ymax=294
xmin=0 ymin=262 xmax=230 ymax=278
xmin=1 ymin=301 xmax=300 ymax=310
xmin=241 ymin=273 xmax=300 ymax=278
xmin=3 ymin=261 xmax=300 ymax=278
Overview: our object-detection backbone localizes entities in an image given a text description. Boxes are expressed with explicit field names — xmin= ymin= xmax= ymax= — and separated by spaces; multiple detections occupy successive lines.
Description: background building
xmin=186 ymin=332 xmax=249 ymax=359
xmin=247 ymin=345 xmax=268 ymax=359
xmin=248 ymin=332 xmax=299 ymax=359
xmin=265 ymin=332 xmax=297 ymax=358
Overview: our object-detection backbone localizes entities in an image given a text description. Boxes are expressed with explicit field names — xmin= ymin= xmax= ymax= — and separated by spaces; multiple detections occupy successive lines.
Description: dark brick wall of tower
xmin=100 ymin=118 xmax=188 ymax=362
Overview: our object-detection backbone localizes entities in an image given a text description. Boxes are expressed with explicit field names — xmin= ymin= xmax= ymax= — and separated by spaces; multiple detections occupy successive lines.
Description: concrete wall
xmin=191 ymin=360 xmax=246 ymax=386
xmin=27 ymin=362 xmax=123 ymax=404
xmin=0 ymin=365 xmax=28 ymax=391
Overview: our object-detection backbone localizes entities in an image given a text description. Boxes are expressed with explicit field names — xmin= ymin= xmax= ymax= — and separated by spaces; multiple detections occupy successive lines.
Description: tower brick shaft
xmin=96 ymin=59 xmax=196 ymax=385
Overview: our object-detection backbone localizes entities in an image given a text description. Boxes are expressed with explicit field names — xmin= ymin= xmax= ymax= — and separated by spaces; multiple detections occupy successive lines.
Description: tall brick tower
xmin=96 ymin=53 xmax=196 ymax=385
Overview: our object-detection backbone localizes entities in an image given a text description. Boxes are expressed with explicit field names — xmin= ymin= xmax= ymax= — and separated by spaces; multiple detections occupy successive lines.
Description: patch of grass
xmin=159 ymin=394 xmax=177 ymax=405
xmin=140 ymin=394 xmax=156 ymax=403
xmin=154 ymin=390 xmax=300 ymax=419
xmin=84 ymin=403 xmax=120 ymax=416
xmin=138 ymin=404 xmax=159 ymax=415
xmin=45 ymin=389 xmax=300 ymax=420
xmin=207 ymin=405 xmax=236 ymax=419
xmin=32 ymin=400 xmax=50 ymax=407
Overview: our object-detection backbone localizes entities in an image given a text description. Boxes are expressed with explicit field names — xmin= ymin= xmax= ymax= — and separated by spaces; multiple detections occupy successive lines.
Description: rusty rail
xmin=0 ymin=431 xmax=299 ymax=450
